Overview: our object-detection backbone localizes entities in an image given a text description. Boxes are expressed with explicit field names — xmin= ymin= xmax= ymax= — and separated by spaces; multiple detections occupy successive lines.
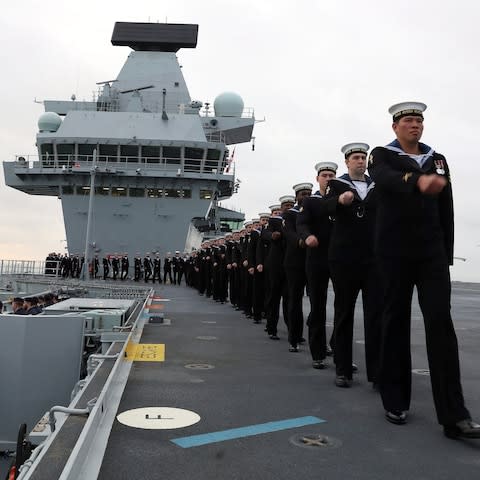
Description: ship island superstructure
xmin=3 ymin=22 xmax=255 ymax=260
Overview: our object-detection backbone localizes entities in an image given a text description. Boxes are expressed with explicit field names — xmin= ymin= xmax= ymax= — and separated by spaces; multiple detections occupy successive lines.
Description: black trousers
xmin=285 ymin=267 xmax=306 ymax=346
xmin=252 ymin=271 xmax=265 ymax=321
xmin=378 ymin=256 xmax=470 ymax=425
xmin=266 ymin=267 xmax=288 ymax=336
xmin=306 ymin=261 xmax=331 ymax=361
xmin=164 ymin=269 xmax=173 ymax=284
xmin=329 ymin=260 xmax=382 ymax=382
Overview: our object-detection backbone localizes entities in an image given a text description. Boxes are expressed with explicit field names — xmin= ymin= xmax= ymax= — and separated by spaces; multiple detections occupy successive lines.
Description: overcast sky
xmin=1 ymin=0 xmax=479 ymax=281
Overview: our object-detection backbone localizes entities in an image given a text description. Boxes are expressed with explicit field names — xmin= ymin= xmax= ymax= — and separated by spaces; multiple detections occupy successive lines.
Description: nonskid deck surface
xmin=95 ymin=282 xmax=480 ymax=480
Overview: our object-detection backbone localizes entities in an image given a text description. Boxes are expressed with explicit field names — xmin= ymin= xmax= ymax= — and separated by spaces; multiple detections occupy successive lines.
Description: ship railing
xmin=0 ymin=259 xmax=62 ymax=277
xmin=14 ymin=155 xmax=234 ymax=177
xmin=199 ymin=106 xmax=255 ymax=119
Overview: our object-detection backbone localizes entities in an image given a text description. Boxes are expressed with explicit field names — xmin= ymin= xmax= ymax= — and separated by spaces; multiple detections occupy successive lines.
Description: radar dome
xmin=213 ymin=92 xmax=244 ymax=117
xmin=38 ymin=112 xmax=62 ymax=132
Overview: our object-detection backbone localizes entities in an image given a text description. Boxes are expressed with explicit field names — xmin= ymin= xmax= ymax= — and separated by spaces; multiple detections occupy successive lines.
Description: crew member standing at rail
xmin=368 ymin=101 xmax=480 ymax=438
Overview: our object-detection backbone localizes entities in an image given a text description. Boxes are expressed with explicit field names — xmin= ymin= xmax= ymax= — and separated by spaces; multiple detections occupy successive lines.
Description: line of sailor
xmin=184 ymin=100 xmax=480 ymax=439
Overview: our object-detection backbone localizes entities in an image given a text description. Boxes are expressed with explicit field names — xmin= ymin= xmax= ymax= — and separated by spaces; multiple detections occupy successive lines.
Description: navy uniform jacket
xmin=248 ymin=229 xmax=261 ymax=268
xmin=296 ymin=192 xmax=334 ymax=267
xmin=368 ymin=143 xmax=454 ymax=264
xmin=323 ymin=175 xmax=377 ymax=264
xmin=261 ymin=216 xmax=285 ymax=272
xmin=283 ymin=207 xmax=306 ymax=269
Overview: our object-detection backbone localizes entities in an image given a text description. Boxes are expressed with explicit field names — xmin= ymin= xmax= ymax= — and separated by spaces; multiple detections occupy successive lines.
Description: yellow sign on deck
xmin=126 ymin=343 xmax=165 ymax=362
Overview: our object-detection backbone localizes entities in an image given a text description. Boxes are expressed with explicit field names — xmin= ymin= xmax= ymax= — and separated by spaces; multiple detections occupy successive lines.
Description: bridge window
xmin=62 ymin=185 xmax=74 ymax=195
xmin=57 ymin=144 xmax=75 ymax=165
xmin=204 ymin=160 xmax=219 ymax=173
xmin=40 ymin=144 xmax=54 ymax=164
xmin=185 ymin=147 xmax=204 ymax=159
xmin=78 ymin=144 xmax=96 ymax=162
xmin=142 ymin=146 xmax=161 ymax=164
xmin=182 ymin=189 xmax=192 ymax=198
xmin=129 ymin=187 xmax=145 ymax=197
xmin=77 ymin=186 xmax=91 ymax=195
xmin=164 ymin=188 xmax=180 ymax=198
xmin=200 ymin=189 xmax=213 ymax=199
xmin=120 ymin=145 xmax=139 ymax=163
xmin=207 ymin=149 xmax=221 ymax=160
xmin=163 ymin=146 xmax=181 ymax=159
xmin=99 ymin=144 xmax=118 ymax=162
xmin=147 ymin=188 xmax=163 ymax=198
xmin=184 ymin=159 xmax=201 ymax=173
xmin=111 ymin=187 xmax=127 ymax=197
xmin=95 ymin=187 xmax=110 ymax=196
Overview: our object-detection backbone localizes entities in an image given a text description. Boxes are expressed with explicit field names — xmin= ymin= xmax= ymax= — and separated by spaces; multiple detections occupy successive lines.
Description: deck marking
xmin=117 ymin=407 xmax=200 ymax=429
xmin=125 ymin=343 xmax=165 ymax=361
xmin=171 ymin=416 xmax=325 ymax=448
xmin=146 ymin=304 xmax=165 ymax=310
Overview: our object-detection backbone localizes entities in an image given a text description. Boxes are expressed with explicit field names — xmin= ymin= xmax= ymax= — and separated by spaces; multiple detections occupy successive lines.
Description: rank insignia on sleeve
xmin=402 ymin=172 xmax=413 ymax=183
xmin=368 ymin=153 xmax=374 ymax=166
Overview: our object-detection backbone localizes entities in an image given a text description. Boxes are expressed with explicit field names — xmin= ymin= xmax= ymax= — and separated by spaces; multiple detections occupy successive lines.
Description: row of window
xmin=41 ymin=144 xmax=223 ymax=162
xmin=62 ymin=186 xmax=214 ymax=199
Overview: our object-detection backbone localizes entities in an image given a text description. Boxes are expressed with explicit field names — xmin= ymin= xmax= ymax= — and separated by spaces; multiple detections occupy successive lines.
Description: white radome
xmin=214 ymin=91 xmax=244 ymax=117
xmin=38 ymin=112 xmax=62 ymax=132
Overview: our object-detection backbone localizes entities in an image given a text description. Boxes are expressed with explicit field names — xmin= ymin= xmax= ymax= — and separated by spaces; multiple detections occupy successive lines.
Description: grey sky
xmin=1 ymin=0 xmax=479 ymax=281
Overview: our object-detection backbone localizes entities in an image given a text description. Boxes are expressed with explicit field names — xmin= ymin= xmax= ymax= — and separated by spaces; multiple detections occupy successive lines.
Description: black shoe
xmin=352 ymin=363 xmax=358 ymax=373
xmin=289 ymin=344 xmax=299 ymax=352
xmin=269 ymin=334 xmax=280 ymax=340
xmin=335 ymin=375 xmax=351 ymax=388
xmin=444 ymin=419 xmax=480 ymax=439
xmin=326 ymin=345 xmax=333 ymax=356
xmin=385 ymin=410 xmax=407 ymax=425
xmin=312 ymin=360 xmax=326 ymax=369
xmin=299 ymin=337 xmax=306 ymax=344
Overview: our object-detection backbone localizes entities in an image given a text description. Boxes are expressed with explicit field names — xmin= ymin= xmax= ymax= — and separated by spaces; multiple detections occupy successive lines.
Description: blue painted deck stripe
xmin=171 ymin=416 xmax=325 ymax=448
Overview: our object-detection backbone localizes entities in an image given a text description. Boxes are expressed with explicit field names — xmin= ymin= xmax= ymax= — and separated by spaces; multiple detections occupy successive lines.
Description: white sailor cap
xmin=292 ymin=182 xmax=313 ymax=193
xmin=341 ymin=143 xmax=370 ymax=158
xmin=389 ymin=101 xmax=427 ymax=121
xmin=244 ymin=220 xmax=253 ymax=227
xmin=315 ymin=162 xmax=338 ymax=173
xmin=175 ymin=250 xmax=180 ymax=254
xmin=258 ymin=212 xmax=271 ymax=218
xmin=279 ymin=195 xmax=295 ymax=205
xmin=269 ymin=204 xmax=281 ymax=211
xmin=252 ymin=218 xmax=260 ymax=223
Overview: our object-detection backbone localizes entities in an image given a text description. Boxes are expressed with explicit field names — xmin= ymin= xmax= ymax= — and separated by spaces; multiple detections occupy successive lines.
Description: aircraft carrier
xmin=3 ymin=22 xmax=254 ymax=261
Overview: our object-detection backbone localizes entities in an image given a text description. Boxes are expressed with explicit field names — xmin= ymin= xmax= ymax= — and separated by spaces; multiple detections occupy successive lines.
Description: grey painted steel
xmin=3 ymin=22 xmax=255 ymax=257
xmin=0 ymin=314 xmax=84 ymax=450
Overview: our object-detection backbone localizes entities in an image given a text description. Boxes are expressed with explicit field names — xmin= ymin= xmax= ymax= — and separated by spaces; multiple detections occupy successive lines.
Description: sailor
xmin=153 ymin=253 xmax=162 ymax=283
xmin=297 ymin=162 xmax=337 ymax=369
xmin=173 ymin=251 xmax=185 ymax=285
xmin=134 ymin=253 xmax=142 ymax=281
xmin=121 ymin=253 xmax=129 ymax=280
xmin=368 ymin=101 xmax=480 ymax=438
xmin=143 ymin=253 xmax=153 ymax=282
xmin=12 ymin=297 xmax=27 ymax=315
xmin=240 ymin=221 xmax=254 ymax=317
xmin=263 ymin=197 xmax=293 ymax=342
xmin=111 ymin=254 xmax=120 ymax=280
xmin=247 ymin=219 xmax=264 ymax=323
xmin=163 ymin=252 xmax=173 ymax=284
xmin=321 ymin=143 xmax=382 ymax=388
xmin=94 ymin=255 xmax=99 ymax=279
xmin=252 ymin=213 xmax=271 ymax=321
xmin=102 ymin=254 xmax=111 ymax=280
xmin=283 ymin=183 xmax=312 ymax=351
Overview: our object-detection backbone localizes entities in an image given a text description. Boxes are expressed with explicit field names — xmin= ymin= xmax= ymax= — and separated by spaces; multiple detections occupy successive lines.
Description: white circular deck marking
xmin=117 ymin=407 xmax=200 ymax=430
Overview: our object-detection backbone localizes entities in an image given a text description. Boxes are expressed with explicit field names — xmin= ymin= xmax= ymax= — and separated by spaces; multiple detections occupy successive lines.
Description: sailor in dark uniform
xmin=247 ymin=218 xmax=264 ymax=323
xmin=368 ymin=101 xmax=480 ymax=438
xmin=297 ymin=162 xmax=337 ymax=369
xmin=111 ymin=254 xmax=120 ymax=280
xmin=134 ymin=253 xmax=142 ymax=281
xmin=241 ymin=221 xmax=254 ymax=317
xmin=121 ymin=253 xmax=129 ymax=280
xmin=323 ymin=143 xmax=383 ymax=388
xmin=153 ymin=254 xmax=162 ymax=283
xmin=263 ymin=197 xmax=293 ymax=341
xmin=143 ymin=253 xmax=153 ymax=282
xmin=164 ymin=253 xmax=173 ymax=284
xmin=283 ymin=183 xmax=312 ymax=352
xmin=102 ymin=255 xmax=111 ymax=280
